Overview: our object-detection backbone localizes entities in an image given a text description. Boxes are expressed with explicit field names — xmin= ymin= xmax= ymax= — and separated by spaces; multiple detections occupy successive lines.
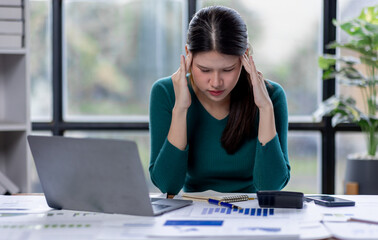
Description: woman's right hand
xmin=171 ymin=53 xmax=192 ymax=111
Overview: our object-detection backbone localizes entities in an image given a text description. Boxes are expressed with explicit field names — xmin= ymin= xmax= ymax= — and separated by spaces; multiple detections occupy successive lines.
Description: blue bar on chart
xmin=263 ymin=208 xmax=268 ymax=216
xmin=201 ymin=208 xmax=208 ymax=215
xmin=269 ymin=208 xmax=274 ymax=215
xmin=208 ymin=208 xmax=214 ymax=214
xmin=164 ymin=220 xmax=224 ymax=226
xmin=200 ymin=208 xmax=274 ymax=217
xmin=244 ymin=208 xmax=250 ymax=215
xmin=257 ymin=208 xmax=262 ymax=216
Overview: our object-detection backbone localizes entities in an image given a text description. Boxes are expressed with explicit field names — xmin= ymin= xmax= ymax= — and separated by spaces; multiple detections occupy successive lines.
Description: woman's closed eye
xmin=198 ymin=68 xmax=235 ymax=73
xmin=199 ymin=68 xmax=211 ymax=73
xmin=223 ymin=68 xmax=235 ymax=72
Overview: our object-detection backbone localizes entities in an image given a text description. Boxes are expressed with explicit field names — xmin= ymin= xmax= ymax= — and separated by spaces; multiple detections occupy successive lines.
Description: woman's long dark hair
xmin=187 ymin=6 xmax=257 ymax=154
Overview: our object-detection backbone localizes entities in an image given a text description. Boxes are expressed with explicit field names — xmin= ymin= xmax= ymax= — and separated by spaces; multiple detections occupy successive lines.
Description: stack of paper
xmin=0 ymin=0 xmax=23 ymax=49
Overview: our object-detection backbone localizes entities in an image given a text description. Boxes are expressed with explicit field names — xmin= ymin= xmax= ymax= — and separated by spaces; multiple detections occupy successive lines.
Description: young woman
xmin=149 ymin=6 xmax=290 ymax=194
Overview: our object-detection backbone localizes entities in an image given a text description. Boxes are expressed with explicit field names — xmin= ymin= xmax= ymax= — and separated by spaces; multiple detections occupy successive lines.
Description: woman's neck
xmin=192 ymin=83 xmax=230 ymax=120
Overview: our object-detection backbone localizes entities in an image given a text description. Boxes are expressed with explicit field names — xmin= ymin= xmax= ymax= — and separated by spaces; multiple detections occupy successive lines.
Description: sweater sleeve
xmin=252 ymin=83 xmax=290 ymax=191
xmin=148 ymin=79 xmax=188 ymax=194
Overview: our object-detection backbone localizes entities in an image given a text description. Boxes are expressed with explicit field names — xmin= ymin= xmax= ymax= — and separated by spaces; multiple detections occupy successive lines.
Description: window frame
xmin=31 ymin=0 xmax=361 ymax=194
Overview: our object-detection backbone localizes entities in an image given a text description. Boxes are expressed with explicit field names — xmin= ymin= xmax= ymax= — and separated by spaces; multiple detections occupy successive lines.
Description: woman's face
xmin=190 ymin=50 xmax=242 ymax=104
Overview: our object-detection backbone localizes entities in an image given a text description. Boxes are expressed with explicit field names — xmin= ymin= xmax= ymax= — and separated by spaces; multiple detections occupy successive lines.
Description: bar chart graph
xmin=200 ymin=207 xmax=274 ymax=217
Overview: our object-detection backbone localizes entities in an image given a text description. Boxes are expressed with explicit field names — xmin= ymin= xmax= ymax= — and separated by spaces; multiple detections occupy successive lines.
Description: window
xmin=284 ymin=132 xmax=321 ymax=193
xmin=30 ymin=0 xmax=52 ymax=122
xmin=337 ymin=0 xmax=376 ymax=118
xmin=198 ymin=0 xmax=322 ymax=119
xmin=336 ymin=132 xmax=366 ymax=194
xmin=334 ymin=0 xmax=378 ymax=194
xmin=198 ymin=0 xmax=323 ymax=193
xmin=30 ymin=0 xmax=376 ymax=194
xmin=63 ymin=0 xmax=185 ymax=121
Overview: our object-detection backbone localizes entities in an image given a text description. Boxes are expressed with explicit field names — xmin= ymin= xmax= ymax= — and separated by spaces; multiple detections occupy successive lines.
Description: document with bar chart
xmin=166 ymin=201 xmax=304 ymax=219
xmin=154 ymin=200 xmax=303 ymax=238
xmin=149 ymin=218 xmax=300 ymax=239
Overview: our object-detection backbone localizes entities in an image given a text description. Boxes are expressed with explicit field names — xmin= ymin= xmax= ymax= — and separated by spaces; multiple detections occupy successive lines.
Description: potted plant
xmin=314 ymin=5 xmax=378 ymax=194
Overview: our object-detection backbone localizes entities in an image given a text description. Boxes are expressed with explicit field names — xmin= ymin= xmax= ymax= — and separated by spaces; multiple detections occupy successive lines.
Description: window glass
xmin=64 ymin=131 xmax=320 ymax=194
xmin=30 ymin=0 xmax=52 ymax=122
xmin=336 ymin=0 xmax=378 ymax=194
xmin=64 ymin=131 xmax=159 ymax=192
xmin=337 ymin=0 xmax=378 ymax=113
xmin=63 ymin=0 xmax=185 ymax=121
xmin=335 ymin=132 xmax=366 ymax=194
xmin=284 ymin=132 xmax=320 ymax=193
xmin=198 ymin=0 xmax=322 ymax=120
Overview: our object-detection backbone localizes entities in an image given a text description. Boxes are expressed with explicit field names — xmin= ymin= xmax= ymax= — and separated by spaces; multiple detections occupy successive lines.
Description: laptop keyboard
xmin=150 ymin=198 xmax=160 ymax=203
xmin=150 ymin=198 xmax=171 ymax=211
xmin=152 ymin=203 xmax=170 ymax=211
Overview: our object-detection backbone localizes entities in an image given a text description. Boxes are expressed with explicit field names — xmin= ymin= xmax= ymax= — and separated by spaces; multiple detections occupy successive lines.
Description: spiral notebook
xmin=182 ymin=190 xmax=253 ymax=203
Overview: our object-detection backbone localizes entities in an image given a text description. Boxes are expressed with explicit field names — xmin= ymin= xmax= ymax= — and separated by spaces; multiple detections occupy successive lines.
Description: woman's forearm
xmin=167 ymin=106 xmax=188 ymax=150
xmin=258 ymin=103 xmax=276 ymax=146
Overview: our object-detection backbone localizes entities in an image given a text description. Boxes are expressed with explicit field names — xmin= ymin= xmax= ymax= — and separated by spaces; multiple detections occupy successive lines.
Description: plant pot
xmin=345 ymin=155 xmax=378 ymax=194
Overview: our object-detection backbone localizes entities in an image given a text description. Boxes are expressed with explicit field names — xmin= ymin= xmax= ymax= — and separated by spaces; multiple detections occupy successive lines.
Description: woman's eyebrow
xmin=196 ymin=63 xmax=238 ymax=69
xmin=223 ymin=63 xmax=238 ymax=69
xmin=196 ymin=64 xmax=210 ymax=69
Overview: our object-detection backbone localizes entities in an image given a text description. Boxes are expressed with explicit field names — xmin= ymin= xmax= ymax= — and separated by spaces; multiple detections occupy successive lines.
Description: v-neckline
xmin=188 ymin=81 xmax=229 ymax=122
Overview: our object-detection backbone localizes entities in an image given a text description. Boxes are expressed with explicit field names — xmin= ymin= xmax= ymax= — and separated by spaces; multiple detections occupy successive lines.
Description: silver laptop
xmin=27 ymin=135 xmax=192 ymax=216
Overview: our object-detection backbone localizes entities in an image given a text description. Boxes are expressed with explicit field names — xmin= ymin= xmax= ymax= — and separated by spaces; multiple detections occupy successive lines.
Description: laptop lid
xmin=27 ymin=135 xmax=191 ymax=216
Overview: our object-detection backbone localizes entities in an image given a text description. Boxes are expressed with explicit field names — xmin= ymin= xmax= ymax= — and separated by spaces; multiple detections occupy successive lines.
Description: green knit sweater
xmin=149 ymin=76 xmax=290 ymax=194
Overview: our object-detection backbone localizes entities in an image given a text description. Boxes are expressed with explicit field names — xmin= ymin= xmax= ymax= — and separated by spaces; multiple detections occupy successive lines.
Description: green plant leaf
xmin=313 ymin=96 xmax=367 ymax=125
xmin=338 ymin=79 xmax=367 ymax=87
xmin=337 ymin=66 xmax=366 ymax=80
xmin=313 ymin=96 xmax=339 ymax=121
xmin=323 ymin=69 xmax=336 ymax=80
xmin=339 ymin=56 xmax=361 ymax=65
xmin=363 ymin=21 xmax=378 ymax=36
xmin=341 ymin=21 xmax=365 ymax=37
xmin=318 ymin=56 xmax=336 ymax=69
xmin=358 ymin=6 xmax=378 ymax=24
xmin=343 ymin=43 xmax=374 ymax=56
xmin=320 ymin=5 xmax=378 ymax=156
xmin=326 ymin=41 xmax=337 ymax=49
xmin=355 ymin=38 xmax=373 ymax=49
xmin=332 ymin=113 xmax=350 ymax=127
xmin=360 ymin=56 xmax=378 ymax=68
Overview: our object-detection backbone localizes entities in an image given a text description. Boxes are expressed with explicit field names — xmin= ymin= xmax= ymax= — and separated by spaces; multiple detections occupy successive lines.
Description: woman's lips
xmin=209 ymin=90 xmax=224 ymax=96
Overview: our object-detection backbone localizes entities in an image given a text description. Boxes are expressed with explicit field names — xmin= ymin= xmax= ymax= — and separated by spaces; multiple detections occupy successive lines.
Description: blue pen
xmin=208 ymin=198 xmax=243 ymax=210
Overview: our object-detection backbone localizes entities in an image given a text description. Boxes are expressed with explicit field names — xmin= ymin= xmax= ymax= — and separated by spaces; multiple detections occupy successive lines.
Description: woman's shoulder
xmin=265 ymin=79 xmax=286 ymax=100
xmin=152 ymin=76 xmax=173 ymax=89
xmin=151 ymin=76 xmax=174 ymax=96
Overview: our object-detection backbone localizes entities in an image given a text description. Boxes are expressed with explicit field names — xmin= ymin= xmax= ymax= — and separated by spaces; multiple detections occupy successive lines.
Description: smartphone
xmin=305 ymin=195 xmax=355 ymax=207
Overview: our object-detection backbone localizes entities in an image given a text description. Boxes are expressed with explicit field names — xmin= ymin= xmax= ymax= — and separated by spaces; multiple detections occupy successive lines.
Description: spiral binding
xmin=221 ymin=195 xmax=250 ymax=203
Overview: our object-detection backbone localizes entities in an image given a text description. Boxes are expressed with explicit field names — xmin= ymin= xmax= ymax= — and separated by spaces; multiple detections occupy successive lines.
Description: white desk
xmin=1 ymin=194 xmax=378 ymax=240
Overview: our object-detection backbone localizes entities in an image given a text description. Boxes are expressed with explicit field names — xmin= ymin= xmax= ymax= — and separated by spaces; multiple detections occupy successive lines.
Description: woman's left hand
xmin=240 ymin=54 xmax=272 ymax=110
xmin=241 ymin=54 xmax=276 ymax=145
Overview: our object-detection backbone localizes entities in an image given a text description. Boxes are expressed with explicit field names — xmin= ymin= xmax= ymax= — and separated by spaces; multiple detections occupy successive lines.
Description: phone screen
xmin=305 ymin=195 xmax=355 ymax=207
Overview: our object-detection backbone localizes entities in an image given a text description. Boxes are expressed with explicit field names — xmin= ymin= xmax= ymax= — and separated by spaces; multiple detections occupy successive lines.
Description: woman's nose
xmin=210 ymin=72 xmax=222 ymax=88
